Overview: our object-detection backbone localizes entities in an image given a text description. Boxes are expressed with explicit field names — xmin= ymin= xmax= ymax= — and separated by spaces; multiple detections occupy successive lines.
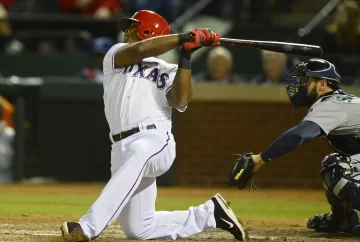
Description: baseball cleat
xmin=307 ymin=213 xmax=338 ymax=233
xmin=60 ymin=222 xmax=89 ymax=241
xmin=211 ymin=193 xmax=247 ymax=241
xmin=307 ymin=212 xmax=360 ymax=234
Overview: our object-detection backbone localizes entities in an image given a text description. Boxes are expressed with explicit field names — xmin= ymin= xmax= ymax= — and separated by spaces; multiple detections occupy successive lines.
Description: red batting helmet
xmin=118 ymin=10 xmax=171 ymax=40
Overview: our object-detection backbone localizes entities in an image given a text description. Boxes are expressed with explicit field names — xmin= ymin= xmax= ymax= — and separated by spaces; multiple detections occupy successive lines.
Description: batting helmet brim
xmin=118 ymin=17 xmax=141 ymax=32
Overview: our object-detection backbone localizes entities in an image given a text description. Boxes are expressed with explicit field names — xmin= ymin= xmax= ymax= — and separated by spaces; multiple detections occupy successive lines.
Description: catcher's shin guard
xmin=321 ymin=154 xmax=360 ymax=210
xmin=311 ymin=190 xmax=360 ymax=233
xmin=310 ymin=154 xmax=360 ymax=234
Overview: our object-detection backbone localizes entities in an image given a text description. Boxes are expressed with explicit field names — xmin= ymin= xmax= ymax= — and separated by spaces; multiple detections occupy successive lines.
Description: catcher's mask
xmin=286 ymin=58 xmax=341 ymax=113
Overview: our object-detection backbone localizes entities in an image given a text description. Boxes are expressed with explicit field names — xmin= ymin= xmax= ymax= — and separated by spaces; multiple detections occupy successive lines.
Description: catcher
xmin=229 ymin=58 xmax=360 ymax=234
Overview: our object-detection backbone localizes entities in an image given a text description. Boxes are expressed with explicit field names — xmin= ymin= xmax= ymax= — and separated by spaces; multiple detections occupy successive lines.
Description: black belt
xmin=112 ymin=124 xmax=156 ymax=142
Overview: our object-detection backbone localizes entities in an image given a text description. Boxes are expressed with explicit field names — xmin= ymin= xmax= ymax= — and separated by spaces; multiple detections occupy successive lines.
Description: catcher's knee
xmin=321 ymin=153 xmax=360 ymax=210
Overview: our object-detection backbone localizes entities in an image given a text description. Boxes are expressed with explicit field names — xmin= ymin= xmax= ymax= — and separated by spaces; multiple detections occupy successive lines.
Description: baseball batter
xmin=231 ymin=58 xmax=360 ymax=234
xmin=61 ymin=10 xmax=246 ymax=241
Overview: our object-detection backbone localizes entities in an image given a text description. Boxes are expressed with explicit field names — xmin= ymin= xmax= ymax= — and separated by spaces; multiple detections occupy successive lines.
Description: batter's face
xmin=124 ymin=23 xmax=141 ymax=43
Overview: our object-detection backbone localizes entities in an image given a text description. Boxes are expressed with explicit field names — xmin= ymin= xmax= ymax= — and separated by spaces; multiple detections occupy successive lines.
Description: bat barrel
xmin=219 ymin=38 xmax=323 ymax=57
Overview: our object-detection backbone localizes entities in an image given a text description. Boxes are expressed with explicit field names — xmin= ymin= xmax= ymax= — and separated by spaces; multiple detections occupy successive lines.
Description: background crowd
xmin=0 ymin=0 xmax=359 ymax=85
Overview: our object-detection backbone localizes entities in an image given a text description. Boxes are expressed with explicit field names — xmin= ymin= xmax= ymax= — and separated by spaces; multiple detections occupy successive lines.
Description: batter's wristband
xmin=178 ymin=48 xmax=191 ymax=70
xmin=177 ymin=32 xmax=192 ymax=45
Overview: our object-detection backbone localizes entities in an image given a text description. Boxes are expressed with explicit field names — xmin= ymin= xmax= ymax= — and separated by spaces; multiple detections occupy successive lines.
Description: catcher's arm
xmin=228 ymin=121 xmax=322 ymax=189
xmin=258 ymin=121 xmax=321 ymax=165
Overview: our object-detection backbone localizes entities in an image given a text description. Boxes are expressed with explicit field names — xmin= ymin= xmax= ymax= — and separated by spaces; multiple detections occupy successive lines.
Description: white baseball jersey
xmin=78 ymin=43 xmax=218 ymax=241
xmin=102 ymin=43 xmax=181 ymax=135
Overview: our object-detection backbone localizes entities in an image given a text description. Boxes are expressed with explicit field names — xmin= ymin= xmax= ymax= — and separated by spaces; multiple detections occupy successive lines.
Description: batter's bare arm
xmin=114 ymin=34 xmax=192 ymax=68
xmin=167 ymin=29 xmax=221 ymax=109
xmin=168 ymin=60 xmax=193 ymax=109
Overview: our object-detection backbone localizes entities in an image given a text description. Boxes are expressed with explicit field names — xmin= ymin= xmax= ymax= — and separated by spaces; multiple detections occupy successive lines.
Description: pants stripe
xmin=93 ymin=132 xmax=170 ymax=239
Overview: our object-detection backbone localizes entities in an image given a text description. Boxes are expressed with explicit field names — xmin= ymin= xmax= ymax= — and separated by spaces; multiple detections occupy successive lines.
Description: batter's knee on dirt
xmin=121 ymin=221 xmax=151 ymax=240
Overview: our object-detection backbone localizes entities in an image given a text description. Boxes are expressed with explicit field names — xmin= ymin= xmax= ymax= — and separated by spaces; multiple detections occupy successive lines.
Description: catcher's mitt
xmin=228 ymin=152 xmax=256 ymax=190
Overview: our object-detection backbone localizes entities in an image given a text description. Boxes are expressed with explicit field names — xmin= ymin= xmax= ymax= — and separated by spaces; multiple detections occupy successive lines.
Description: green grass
xmin=0 ymin=193 xmax=329 ymax=220
xmin=157 ymin=198 xmax=329 ymax=220
xmin=0 ymin=194 xmax=95 ymax=216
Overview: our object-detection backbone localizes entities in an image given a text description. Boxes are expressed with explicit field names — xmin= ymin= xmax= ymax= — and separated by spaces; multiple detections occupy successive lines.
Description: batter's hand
xmin=183 ymin=28 xmax=220 ymax=52
xmin=182 ymin=42 xmax=202 ymax=52
xmin=189 ymin=28 xmax=221 ymax=46
xmin=197 ymin=28 xmax=221 ymax=46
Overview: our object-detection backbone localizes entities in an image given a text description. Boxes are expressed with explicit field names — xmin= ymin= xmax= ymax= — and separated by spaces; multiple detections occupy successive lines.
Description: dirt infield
xmin=1 ymin=184 xmax=360 ymax=242
xmin=2 ymin=214 xmax=360 ymax=242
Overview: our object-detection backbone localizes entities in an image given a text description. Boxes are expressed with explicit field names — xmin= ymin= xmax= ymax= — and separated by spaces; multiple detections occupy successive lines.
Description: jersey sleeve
xmin=302 ymin=101 xmax=348 ymax=135
xmin=164 ymin=67 xmax=177 ymax=97
xmin=103 ymin=43 xmax=128 ymax=75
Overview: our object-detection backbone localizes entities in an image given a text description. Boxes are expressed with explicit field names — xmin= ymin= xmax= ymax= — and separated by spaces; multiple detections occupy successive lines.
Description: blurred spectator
xmin=0 ymin=0 xmax=24 ymax=53
xmin=3 ymin=0 xmax=31 ymax=12
xmin=193 ymin=46 xmax=245 ymax=84
xmin=0 ymin=0 xmax=11 ymax=36
xmin=78 ymin=36 xmax=115 ymax=83
xmin=0 ymin=95 xmax=14 ymax=128
xmin=322 ymin=0 xmax=360 ymax=54
xmin=0 ymin=96 xmax=15 ymax=183
xmin=59 ymin=0 xmax=121 ymax=19
xmin=321 ymin=0 xmax=360 ymax=84
xmin=251 ymin=50 xmax=290 ymax=85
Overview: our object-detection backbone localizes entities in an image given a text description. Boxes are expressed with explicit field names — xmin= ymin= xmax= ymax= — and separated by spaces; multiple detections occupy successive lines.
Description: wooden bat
xmin=220 ymin=38 xmax=323 ymax=57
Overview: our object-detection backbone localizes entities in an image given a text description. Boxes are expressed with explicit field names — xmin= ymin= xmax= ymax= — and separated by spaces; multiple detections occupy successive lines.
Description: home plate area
xmin=1 ymin=221 xmax=360 ymax=242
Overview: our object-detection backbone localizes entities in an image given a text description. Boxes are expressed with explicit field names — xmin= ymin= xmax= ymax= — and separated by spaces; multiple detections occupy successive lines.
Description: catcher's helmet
xmin=118 ymin=10 xmax=170 ymax=40
xmin=286 ymin=58 xmax=341 ymax=112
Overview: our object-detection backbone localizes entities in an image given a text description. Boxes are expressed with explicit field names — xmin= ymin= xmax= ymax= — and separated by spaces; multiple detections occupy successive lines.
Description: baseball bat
xmin=220 ymin=38 xmax=323 ymax=57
